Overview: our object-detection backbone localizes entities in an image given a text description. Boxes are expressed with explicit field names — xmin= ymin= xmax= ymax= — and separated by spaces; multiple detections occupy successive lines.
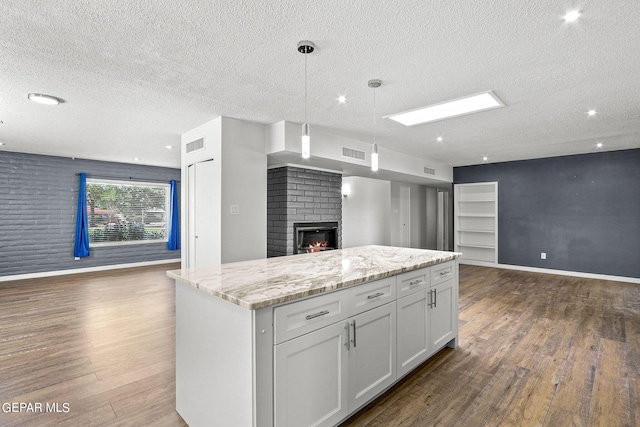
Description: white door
xmin=187 ymin=160 xmax=216 ymax=269
xmin=429 ymin=280 xmax=457 ymax=353
xmin=348 ymin=303 xmax=396 ymax=412
xmin=396 ymin=290 xmax=429 ymax=378
xmin=274 ymin=321 xmax=349 ymax=427
xmin=399 ymin=186 xmax=411 ymax=247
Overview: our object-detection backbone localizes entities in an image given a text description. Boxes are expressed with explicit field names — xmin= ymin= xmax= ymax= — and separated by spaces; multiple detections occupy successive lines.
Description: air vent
xmin=186 ymin=138 xmax=204 ymax=153
xmin=423 ymin=166 xmax=436 ymax=175
xmin=342 ymin=146 xmax=366 ymax=160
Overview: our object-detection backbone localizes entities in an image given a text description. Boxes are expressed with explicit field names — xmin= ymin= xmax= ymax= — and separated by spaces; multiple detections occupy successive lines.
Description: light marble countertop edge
xmin=167 ymin=246 xmax=461 ymax=310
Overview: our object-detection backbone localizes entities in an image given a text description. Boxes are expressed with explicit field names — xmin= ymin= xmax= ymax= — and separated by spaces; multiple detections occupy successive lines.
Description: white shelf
xmin=457 ymin=244 xmax=495 ymax=249
xmin=456 ymin=213 xmax=495 ymax=218
xmin=454 ymin=182 xmax=498 ymax=266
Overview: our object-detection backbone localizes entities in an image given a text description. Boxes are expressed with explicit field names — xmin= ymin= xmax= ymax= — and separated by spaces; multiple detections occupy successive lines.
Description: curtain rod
xmin=75 ymin=173 xmax=180 ymax=183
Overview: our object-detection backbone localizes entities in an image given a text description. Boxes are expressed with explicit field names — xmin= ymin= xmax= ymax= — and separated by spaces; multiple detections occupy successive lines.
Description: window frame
xmin=86 ymin=178 xmax=171 ymax=247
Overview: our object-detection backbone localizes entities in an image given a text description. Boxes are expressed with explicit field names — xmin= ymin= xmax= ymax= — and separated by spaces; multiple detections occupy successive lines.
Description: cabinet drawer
xmin=431 ymin=261 xmax=456 ymax=285
xmin=347 ymin=276 xmax=396 ymax=317
xmin=396 ymin=267 xmax=430 ymax=298
xmin=274 ymin=291 xmax=347 ymax=344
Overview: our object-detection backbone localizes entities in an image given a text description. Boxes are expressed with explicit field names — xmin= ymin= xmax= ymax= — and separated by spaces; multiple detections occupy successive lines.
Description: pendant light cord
xmin=373 ymin=87 xmax=376 ymax=145
xmin=304 ymin=54 xmax=308 ymax=123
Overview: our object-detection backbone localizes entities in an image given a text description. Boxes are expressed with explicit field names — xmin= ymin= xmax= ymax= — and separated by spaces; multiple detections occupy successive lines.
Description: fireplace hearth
xmin=293 ymin=222 xmax=339 ymax=254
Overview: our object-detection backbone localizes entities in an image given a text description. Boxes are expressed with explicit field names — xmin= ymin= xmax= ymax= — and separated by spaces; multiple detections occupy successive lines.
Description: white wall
xmin=221 ymin=117 xmax=267 ymax=263
xmin=181 ymin=117 xmax=222 ymax=267
xmin=425 ymin=187 xmax=438 ymax=249
xmin=267 ymin=121 xmax=453 ymax=184
xmin=390 ymin=182 xmax=428 ymax=249
xmin=181 ymin=116 xmax=267 ymax=267
xmin=342 ymin=177 xmax=391 ymax=248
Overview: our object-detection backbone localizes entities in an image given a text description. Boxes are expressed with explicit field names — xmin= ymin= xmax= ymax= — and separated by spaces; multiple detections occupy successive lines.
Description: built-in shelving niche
xmin=454 ymin=182 xmax=498 ymax=266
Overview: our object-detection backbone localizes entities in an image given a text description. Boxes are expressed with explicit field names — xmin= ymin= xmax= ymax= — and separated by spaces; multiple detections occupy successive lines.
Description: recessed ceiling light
xmin=563 ymin=10 xmax=581 ymax=23
xmin=133 ymin=157 xmax=140 ymax=161
xmin=27 ymin=93 xmax=65 ymax=105
xmin=0 ymin=142 xmax=5 ymax=146
xmin=436 ymin=136 xmax=443 ymax=142
xmin=385 ymin=91 xmax=505 ymax=126
xmin=165 ymin=145 xmax=174 ymax=150
xmin=337 ymin=95 xmax=347 ymax=103
xmin=482 ymin=156 xmax=489 ymax=162
xmin=587 ymin=109 xmax=597 ymax=117
xmin=596 ymin=142 xmax=603 ymax=149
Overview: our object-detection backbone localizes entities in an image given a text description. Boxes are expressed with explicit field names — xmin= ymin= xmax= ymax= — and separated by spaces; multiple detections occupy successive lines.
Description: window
xmin=86 ymin=179 xmax=170 ymax=245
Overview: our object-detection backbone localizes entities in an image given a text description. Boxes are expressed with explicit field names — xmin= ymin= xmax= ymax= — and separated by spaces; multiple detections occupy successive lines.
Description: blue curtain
xmin=74 ymin=172 xmax=90 ymax=258
xmin=168 ymin=180 xmax=180 ymax=250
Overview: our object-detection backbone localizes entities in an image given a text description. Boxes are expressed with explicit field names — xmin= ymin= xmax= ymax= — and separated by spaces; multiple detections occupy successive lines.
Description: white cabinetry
xmin=274 ymin=277 xmax=397 ymax=427
xmin=274 ymin=320 xmax=349 ymax=427
xmin=174 ymin=257 xmax=459 ymax=427
xmin=396 ymin=262 xmax=458 ymax=379
xmin=454 ymin=182 xmax=498 ymax=266
xmin=396 ymin=289 xmax=429 ymax=377
xmin=348 ymin=303 xmax=396 ymax=412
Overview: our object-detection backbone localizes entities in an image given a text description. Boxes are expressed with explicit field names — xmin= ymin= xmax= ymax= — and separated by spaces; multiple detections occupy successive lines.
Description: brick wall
xmin=0 ymin=151 xmax=180 ymax=277
xmin=267 ymin=166 xmax=342 ymax=257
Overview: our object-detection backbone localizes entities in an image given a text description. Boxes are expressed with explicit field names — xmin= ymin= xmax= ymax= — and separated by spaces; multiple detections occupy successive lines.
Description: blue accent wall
xmin=454 ymin=149 xmax=640 ymax=279
xmin=0 ymin=151 xmax=180 ymax=277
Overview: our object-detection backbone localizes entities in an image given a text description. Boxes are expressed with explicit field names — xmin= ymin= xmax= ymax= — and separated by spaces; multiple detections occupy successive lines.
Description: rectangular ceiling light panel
xmin=385 ymin=91 xmax=505 ymax=126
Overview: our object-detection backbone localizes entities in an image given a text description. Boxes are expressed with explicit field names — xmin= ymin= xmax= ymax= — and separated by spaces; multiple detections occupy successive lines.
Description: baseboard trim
xmin=0 ymin=259 xmax=181 ymax=282
xmin=460 ymin=261 xmax=639 ymax=284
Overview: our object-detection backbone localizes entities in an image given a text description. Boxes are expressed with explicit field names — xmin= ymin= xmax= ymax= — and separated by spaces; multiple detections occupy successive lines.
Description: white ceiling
xmin=1 ymin=0 xmax=639 ymax=170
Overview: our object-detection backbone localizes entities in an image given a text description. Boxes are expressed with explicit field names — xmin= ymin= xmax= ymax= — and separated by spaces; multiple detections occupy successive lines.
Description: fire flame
xmin=306 ymin=241 xmax=328 ymax=253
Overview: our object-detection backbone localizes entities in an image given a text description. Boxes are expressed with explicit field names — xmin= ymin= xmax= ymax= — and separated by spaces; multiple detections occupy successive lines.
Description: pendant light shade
xmin=301 ymin=123 xmax=310 ymax=159
xmin=371 ymin=143 xmax=379 ymax=171
xmin=298 ymin=41 xmax=314 ymax=159
xmin=368 ymin=79 xmax=382 ymax=171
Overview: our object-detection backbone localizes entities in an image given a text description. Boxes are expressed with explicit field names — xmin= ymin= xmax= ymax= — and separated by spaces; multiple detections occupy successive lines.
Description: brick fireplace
xmin=267 ymin=166 xmax=342 ymax=257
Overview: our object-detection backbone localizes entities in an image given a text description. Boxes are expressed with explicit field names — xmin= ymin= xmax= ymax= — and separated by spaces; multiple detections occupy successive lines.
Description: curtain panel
xmin=73 ymin=172 xmax=90 ymax=258
xmin=168 ymin=180 xmax=180 ymax=250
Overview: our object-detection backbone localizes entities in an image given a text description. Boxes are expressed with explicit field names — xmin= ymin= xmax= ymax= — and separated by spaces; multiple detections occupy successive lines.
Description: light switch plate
xmin=230 ymin=205 xmax=240 ymax=215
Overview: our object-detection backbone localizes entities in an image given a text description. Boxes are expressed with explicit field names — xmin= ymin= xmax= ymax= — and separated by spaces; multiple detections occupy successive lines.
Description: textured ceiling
xmin=1 ymin=0 xmax=639 ymax=170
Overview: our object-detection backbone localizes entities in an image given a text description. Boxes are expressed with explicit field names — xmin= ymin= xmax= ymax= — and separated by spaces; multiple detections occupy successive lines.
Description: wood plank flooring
xmin=0 ymin=264 xmax=638 ymax=426
xmin=343 ymin=266 xmax=640 ymax=427
xmin=0 ymin=264 xmax=186 ymax=427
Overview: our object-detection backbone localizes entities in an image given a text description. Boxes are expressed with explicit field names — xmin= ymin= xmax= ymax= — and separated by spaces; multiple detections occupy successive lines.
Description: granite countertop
xmin=167 ymin=245 xmax=461 ymax=310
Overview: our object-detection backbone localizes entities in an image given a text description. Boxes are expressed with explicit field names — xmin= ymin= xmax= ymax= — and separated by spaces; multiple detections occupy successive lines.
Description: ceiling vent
xmin=186 ymin=138 xmax=204 ymax=153
xmin=424 ymin=166 xmax=436 ymax=176
xmin=342 ymin=146 xmax=366 ymax=161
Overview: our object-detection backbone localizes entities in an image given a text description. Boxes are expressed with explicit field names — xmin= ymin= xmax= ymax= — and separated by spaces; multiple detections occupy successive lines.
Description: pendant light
xmin=298 ymin=41 xmax=314 ymax=159
xmin=368 ymin=79 xmax=382 ymax=171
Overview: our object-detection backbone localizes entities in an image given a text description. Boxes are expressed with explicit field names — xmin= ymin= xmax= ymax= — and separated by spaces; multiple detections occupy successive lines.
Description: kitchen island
xmin=168 ymin=245 xmax=461 ymax=427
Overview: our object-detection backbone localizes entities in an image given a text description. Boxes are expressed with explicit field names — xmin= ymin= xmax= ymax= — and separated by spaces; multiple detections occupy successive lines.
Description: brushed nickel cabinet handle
xmin=409 ymin=279 xmax=423 ymax=286
xmin=367 ymin=292 xmax=385 ymax=299
xmin=305 ymin=310 xmax=329 ymax=320
xmin=352 ymin=320 xmax=357 ymax=348
xmin=344 ymin=323 xmax=350 ymax=350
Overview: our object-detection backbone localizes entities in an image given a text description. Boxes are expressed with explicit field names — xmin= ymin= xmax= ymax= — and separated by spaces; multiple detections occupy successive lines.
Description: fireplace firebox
xmin=293 ymin=222 xmax=339 ymax=254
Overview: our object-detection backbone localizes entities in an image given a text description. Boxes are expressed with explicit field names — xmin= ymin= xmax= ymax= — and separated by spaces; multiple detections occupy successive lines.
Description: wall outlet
xmin=541 ymin=252 xmax=546 ymax=260
xmin=230 ymin=205 xmax=240 ymax=215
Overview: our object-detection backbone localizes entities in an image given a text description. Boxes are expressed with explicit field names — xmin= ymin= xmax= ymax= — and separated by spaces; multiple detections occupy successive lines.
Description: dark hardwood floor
xmin=1 ymin=264 xmax=638 ymax=426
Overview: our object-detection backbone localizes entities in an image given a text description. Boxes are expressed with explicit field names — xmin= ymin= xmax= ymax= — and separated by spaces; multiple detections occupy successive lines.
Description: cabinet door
xmin=396 ymin=290 xmax=429 ymax=378
xmin=348 ymin=303 xmax=396 ymax=412
xmin=274 ymin=321 xmax=349 ymax=427
xmin=429 ymin=279 xmax=458 ymax=353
